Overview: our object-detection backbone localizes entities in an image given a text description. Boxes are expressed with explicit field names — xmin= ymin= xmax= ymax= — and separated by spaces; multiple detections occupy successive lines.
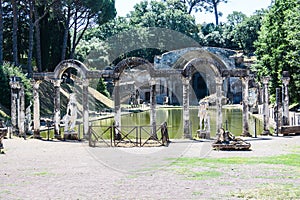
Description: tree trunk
xmin=61 ymin=6 xmax=71 ymax=60
xmin=34 ymin=3 xmax=42 ymax=72
xmin=0 ymin=0 xmax=3 ymax=65
xmin=70 ymin=10 xmax=78 ymax=59
xmin=12 ymin=0 xmax=18 ymax=66
xmin=213 ymin=0 xmax=219 ymax=25
xmin=27 ymin=0 xmax=34 ymax=76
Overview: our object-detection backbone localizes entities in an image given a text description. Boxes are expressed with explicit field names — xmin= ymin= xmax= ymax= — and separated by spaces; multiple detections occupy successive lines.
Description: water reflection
xmin=93 ymin=108 xmax=263 ymax=138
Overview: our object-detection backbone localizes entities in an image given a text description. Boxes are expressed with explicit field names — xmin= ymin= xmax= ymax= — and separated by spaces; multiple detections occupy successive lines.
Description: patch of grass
xmin=254 ymin=175 xmax=298 ymax=180
xmin=192 ymin=191 xmax=203 ymax=196
xmin=290 ymin=145 xmax=300 ymax=153
xmin=0 ymin=190 xmax=11 ymax=194
xmin=174 ymin=167 xmax=223 ymax=180
xmin=189 ymin=171 xmax=223 ymax=180
xmin=33 ymin=171 xmax=50 ymax=176
xmin=219 ymin=182 xmax=234 ymax=186
xmin=170 ymin=154 xmax=300 ymax=167
xmin=126 ymin=174 xmax=138 ymax=179
xmin=230 ymin=183 xmax=300 ymax=199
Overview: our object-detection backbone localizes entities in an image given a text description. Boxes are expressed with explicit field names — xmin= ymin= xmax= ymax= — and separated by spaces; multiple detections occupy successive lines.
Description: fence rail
xmin=89 ymin=123 xmax=169 ymax=147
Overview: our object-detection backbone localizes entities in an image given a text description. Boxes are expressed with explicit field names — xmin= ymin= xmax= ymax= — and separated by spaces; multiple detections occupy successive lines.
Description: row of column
xmin=30 ymin=74 xmax=289 ymax=139
xmin=261 ymin=74 xmax=290 ymax=134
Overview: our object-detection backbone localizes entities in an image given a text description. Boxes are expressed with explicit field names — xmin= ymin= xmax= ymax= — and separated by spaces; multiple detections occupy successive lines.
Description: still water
xmin=93 ymin=107 xmax=263 ymax=139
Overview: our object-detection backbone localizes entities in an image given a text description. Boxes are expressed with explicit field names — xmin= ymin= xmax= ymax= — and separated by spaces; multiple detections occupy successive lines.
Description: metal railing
xmin=89 ymin=123 xmax=169 ymax=147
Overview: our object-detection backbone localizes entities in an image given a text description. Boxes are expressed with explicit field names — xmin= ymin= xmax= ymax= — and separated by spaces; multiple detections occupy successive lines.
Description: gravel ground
xmin=1 ymin=135 xmax=299 ymax=199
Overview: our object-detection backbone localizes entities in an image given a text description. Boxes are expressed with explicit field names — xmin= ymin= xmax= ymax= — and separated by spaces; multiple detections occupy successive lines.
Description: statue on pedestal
xmin=63 ymin=94 xmax=78 ymax=133
xmin=197 ymin=100 xmax=210 ymax=139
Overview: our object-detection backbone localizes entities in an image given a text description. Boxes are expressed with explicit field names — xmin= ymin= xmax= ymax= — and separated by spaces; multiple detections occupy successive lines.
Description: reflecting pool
xmin=92 ymin=107 xmax=263 ymax=139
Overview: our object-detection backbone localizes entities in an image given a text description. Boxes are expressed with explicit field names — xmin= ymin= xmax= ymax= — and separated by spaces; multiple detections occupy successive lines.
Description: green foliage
xmin=129 ymin=0 xmax=199 ymax=40
xmin=231 ymin=10 xmax=266 ymax=54
xmin=76 ymin=0 xmax=200 ymax=64
xmin=0 ymin=62 xmax=32 ymax=110
xmin=254 ymin=0 xmax=300 ymax=103
xmin=96 ymin=78 xmax=110 ymax=98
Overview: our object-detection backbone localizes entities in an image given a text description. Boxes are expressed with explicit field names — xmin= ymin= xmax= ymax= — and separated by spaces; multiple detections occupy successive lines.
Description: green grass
xmin=174 ymin=167 xmax=223 ymax=180
xmin=33 ymin=171 xmax=51 ymax=176
xmin=170 ymin=154 xmax=300 ymax=167
xmin=192 ymin=191 xmax=203 ymax=196
xmin=230 ymin=183 xmax=300 ymax=199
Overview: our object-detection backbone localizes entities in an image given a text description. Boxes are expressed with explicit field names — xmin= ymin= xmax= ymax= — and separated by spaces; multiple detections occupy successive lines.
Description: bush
xmin=0 ymin=62 xmax=32 ymax=112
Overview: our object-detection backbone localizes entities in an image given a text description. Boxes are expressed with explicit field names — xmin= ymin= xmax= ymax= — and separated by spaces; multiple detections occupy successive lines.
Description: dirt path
xmin=1 ymin=136 xmax=299 ymax=199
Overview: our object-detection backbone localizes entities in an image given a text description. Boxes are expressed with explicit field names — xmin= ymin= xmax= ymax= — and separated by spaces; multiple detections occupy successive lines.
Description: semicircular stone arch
xmin=114 ymin=57 xmax=154 ymax=79
xmin=53 ymin=59 xmax=89 ymax=79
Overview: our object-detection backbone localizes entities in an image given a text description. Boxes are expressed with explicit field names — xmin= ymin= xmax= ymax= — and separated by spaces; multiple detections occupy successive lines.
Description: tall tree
xmin=254 ymin=0 xmax=300 ymax=103
xmin=11 ymin=0 xmax=18 ymax=65
xmin=204 ymin=0 xmax=227 ymax=25
xmin=0 ymin=0 xmax=3 ymax=65
xmin=180 ymin=0 xmax=227 ymax=25
xmin=34 ymin=0 xmax=57 ymax=72
xmin=179 ymin=0 xmax=204 ymax=14
xmin=232 ymin=10 xmax=265 ymax=55
xmin=27 ymin=0 xmax=34 ymax=75
xmin=61 ymin=0 xmax=116 ymax=60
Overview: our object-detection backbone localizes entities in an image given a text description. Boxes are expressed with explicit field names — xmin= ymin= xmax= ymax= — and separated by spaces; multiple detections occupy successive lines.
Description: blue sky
xmin=115 ymin=0 xmax=272 ymax=23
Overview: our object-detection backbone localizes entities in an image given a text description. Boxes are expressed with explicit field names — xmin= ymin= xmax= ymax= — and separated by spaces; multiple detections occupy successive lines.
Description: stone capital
xmin=32 ymin=80 xmax=42 ymax=90
xmin=242 ymin=76 xmax=250 ymax=83
xmin=82 ymin=79 xmax=89 ymax=87
xmin=150 ymin=78 xmax=156 ymax=86
xmin=181 ymin=76 xmax=191 ymax=85
xmin=262 ymin=76 xmax=271 ymax=85
xmin=52 ymin=79 xmax=62 ymax=87
xmin=281 ymin=77 xmax=290 ymax=86
xmin=215 ymin=77 xmax=224 ymax=85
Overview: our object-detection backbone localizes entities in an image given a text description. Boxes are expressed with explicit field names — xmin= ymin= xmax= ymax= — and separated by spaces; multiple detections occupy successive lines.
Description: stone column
xmin=11 ymin=90 xmax=18 ymax=134
xmin=241 ymin=76 xmax=251 ymax=137
xmin=82 ymin=79 xmax=89 ymax=137
xmin=53 ymin=79 xmax=61 ymax=137
xmin=19 ymin=86 xmax=25 ymax=137
xmin=9 ymin=77 xmax=21 ymax=135
xmin=150 ymin=78 xmax=157 ymax=139
xmin=262 ymin=76 xmax=270 ymax=135
xmin=32 ymin=81 xmax=41 ymax=138
xmin=281 ymin=72 xmax=290 ymax=126
xmin=114 ymin=80 xmax=121 ymax=131
xmin=182 ymin=76 xmax=191 ymax=139
xmin=216 ymin=77 xmax=224 ymax=132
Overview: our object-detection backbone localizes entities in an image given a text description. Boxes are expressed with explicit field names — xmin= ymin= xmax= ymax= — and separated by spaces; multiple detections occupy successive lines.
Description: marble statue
xmin=197 ymin=100 xmax=210 ymax=139
xmin=63 ymin=93 xmax=78 ymax=133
